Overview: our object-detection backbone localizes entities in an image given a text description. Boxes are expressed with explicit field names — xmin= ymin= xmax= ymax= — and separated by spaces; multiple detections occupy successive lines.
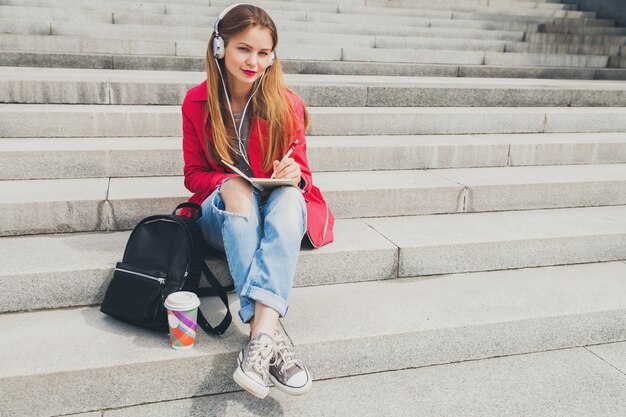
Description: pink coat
xmin=181 ymin=81 xmax=334 ymax=248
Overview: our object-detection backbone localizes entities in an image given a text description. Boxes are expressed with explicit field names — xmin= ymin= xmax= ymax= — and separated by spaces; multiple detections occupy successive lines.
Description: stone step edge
xmin=73 ymin=342 xmax=626 ymax=417
xmin=3 ymin=67 xmax=626 ymax=108
xmin=1 ymin=261 xmax=625 ymax=417
xmin=3 ymin=205 xmax=626 ymax=314
xmin=3 ymin=52 xmax=626 ymax=80
xmin=0 ymin=2 xmax=604 ymax=25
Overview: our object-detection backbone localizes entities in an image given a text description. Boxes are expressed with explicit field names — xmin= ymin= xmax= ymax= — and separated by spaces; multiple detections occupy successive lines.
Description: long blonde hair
xmin=204 ymin=4 xmax=309 ymax=171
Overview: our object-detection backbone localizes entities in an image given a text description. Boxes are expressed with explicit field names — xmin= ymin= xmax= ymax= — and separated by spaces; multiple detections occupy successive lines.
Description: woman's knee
xmin=219 ymin=177 xmax=254 ymax=216
xmin=267 ymin=186 xmax=307 ymax=233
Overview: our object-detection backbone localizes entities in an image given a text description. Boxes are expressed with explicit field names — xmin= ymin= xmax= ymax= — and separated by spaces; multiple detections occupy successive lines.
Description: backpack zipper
xmin=116 ymin=267 xmax=166 ymax=285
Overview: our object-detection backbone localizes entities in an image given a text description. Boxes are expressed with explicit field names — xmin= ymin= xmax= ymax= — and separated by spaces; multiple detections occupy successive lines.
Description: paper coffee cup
xmin=164 ymin=292 xmax=201 ymax=350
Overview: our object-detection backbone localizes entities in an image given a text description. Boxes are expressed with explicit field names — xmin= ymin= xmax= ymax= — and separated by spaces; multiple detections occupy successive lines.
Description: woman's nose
xmin=246 ymin=53 xmax=258 ymax=67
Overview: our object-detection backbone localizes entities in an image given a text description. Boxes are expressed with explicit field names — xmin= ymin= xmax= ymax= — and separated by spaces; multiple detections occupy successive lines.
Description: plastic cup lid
xmin=164 ymin=291 xmax=200 ymax=311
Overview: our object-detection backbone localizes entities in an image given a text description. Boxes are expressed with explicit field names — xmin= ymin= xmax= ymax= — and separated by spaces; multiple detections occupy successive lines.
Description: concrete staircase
xmin=1 ymin=0 xmax=626 ymax=416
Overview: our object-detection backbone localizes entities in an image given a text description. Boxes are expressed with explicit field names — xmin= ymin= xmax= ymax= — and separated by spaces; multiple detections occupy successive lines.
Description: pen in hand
xmin=270 ymin=139 xmax=299 ymax=179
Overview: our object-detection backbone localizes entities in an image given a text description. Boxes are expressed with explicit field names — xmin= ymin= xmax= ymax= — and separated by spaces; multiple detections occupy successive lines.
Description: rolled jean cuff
xmin=238 ymin=303 xmax=256 ymax=324
xmin=244 ymin=285 xmax=289 ymax=318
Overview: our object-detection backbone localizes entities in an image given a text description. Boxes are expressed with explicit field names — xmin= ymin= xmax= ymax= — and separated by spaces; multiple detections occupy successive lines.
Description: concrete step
xmin=525 ymin=32 xmax=626 ymax=45
xmin=4 ymin=51 xmax=626 ymax=81
xmin=3 ymin=205 xmax=626 ymax=312
xmin=1 ymin=261 xmax=625 ymax=416
xmin=0 ymin=0 xmax=602 ymax=23
xmin=4 ymin=67 xmax=626 ymax=106
xmin=86 ymin=342 xmax=626 ymax=416
xmin=0 ymin=16 xmax=534 ymax=41
xmin=482 ymin=51 xmax=609 ymax=68
xmin=3 ymin=132 xmax=626 ymax=180
xmin=506 ymin=41 xmax=622 ymax=55
xmin=540 ymin=24 xmax=626 ymax=36
xmin=0 ymin=0 xmax=589 ymax=19
xmin=366 ymin=205 xmax=626 ymax=276
xmin=4 ymin=105 xmax=626 ymax=138
xmin=367 ymin=0 xmax=578 ymax=11
xmin=2 ymin=164 xmax=626 ymax=236
xmin=0 ymin=218 xmax=398 ymax=313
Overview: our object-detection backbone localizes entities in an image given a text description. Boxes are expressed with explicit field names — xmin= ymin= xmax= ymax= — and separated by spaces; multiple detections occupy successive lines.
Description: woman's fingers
xmin=273 ymin=158 xmax=300 ymax=179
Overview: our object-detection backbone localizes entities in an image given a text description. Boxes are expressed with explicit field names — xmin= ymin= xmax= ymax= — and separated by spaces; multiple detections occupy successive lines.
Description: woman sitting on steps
xmin=181 ymin=3 xmax=334 ymax=399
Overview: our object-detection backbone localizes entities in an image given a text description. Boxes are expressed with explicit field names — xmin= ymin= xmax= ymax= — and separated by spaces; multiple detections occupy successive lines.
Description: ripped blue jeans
xmin=198 ymin=185 xmax=307 ymax=324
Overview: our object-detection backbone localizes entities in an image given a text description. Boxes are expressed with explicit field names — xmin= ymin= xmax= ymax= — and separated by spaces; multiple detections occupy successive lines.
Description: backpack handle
xmin=173 ymin=202 xmax=203 ymax=221
xmin=197 ymin=264 xmax=233 ymax=335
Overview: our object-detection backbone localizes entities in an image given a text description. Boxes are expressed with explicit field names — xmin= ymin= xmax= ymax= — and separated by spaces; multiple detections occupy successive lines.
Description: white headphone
xmin=212 ymin=3 xmax=275 ymax=66
xmin=211 ymin=3 xmax=275 ymax=167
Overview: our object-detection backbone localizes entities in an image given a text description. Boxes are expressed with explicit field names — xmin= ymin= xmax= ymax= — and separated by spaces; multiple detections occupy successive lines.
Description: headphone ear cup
xmin=268 ymin=51 xmax=275 ymax=66
xmin=212 ymin=35 xmax=225 ymax=59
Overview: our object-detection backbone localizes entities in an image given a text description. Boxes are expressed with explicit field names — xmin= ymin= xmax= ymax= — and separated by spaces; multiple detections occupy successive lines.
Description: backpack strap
xmin=196 ymin=263 xmax=234 ymax=335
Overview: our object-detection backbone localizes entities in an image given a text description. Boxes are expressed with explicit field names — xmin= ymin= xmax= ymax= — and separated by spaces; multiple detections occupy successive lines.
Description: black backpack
xmin=100 ymin=202 xmax=233 ymax=335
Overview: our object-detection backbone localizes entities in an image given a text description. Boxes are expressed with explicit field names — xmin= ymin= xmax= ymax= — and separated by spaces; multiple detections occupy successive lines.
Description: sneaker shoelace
xmin=271 ymin=334 xmax=302 ymax=376
xmin=246 ymin=338 xmax=274 ymax=378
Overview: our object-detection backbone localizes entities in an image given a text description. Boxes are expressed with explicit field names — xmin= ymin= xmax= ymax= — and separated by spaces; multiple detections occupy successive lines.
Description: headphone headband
xmin=214 ymin=3 xmax=247 ymax=36
xmin=211 ymin=3 xmax=274 ymax=66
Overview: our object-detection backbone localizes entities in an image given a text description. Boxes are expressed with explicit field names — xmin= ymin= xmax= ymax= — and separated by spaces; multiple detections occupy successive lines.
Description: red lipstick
xmin=242 ymin=69 xmax=256 ymax=77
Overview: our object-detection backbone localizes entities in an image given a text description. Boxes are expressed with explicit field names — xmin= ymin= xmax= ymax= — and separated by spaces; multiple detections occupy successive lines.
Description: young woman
xmin=181 ymin=4 xmax=334 ymax=399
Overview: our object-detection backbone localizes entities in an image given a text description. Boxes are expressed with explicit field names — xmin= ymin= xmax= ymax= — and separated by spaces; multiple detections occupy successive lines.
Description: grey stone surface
xmin=6 ymin=67 xmax=626 ymax=107
xmin=343 ymin=47 xmax=485 ymax=65
xmin=0 ymin=18 xmax=50 ymax=36
xmin=283 ymin=261 xmax=626 ymax=379
xmin=296 ymin=60 xmax=460 ymax=77
xmin=375 ymin=35 xmax=506 ymax=52
xmin=506 ymin=41 xmax=621 ymax=55
xmin=0 ymin=51 xmax=114 ymax=70
xmin=0 ymin=5 xmax=113 ymax=24
xmin=545 ymin=108 xmax=626 ymax=133
xmin=460 ymin=64 xmax=596 ymax=79
xmin=1 ymin=0 xmax=165 ymax=14
xmin=0 ymin=219 xmax=397 ymax=312
xmin=315 ymin=169 xmax=463 ymax=217
xmin=366 ymin=85 xmax=572 ymax=107
xmin=431 ymin=17 xmax=538 ymax=32
xmin=365 ymin=205 xmax=626 ymax=276
xmin=0 ymin=178 xmax=108 ymax=236
xmin=0 ymin=78 xmax=110 ymax=104
xmin=0 ymin=137 xmax=183 ymax=180
xmin=0 ymin=105 xmax=580 ymax=138
xmin=433 ymin=163 xmax=626 ymax=212
xmin=307 ymin=134 xmax=509 ymax=171
xmin=503 ymin=132 xmax=626 ymax=165
xmin=0 ymin=104 xmax=181 ymax=137
xmin=103 ymin=347 xmax=626 ymax=417
xmin=307 ymin=107 xmax=546 ymax=135
xmin=0 ymin=230 xmax=130 ymax=313
xmin=0 ymin=33 xmax=176 ymax=56
xmin=485 ymin=52 xmax=609 ymax=68
xmin=0 ymin=301 xmax=250 ymax=417
xmin=2 ymin=262 xmax=626 ymax=416
xmin=570 ymin=88 xmax=626 ymax=106
xmin=2 ymin=134 xmax=623 ymax=181
xmin=587 ymin=341 xmax=626 ymax=374
xmin=593 ymin=68 xmax=626 ymax=81
xmin=525 ymin=32 xmax=626 ymax=45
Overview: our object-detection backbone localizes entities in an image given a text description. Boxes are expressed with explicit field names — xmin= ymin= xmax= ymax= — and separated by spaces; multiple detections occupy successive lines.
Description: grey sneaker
xmin=233 ymin=332 xmax=275 ymax=399
xmin=269 ymin=331 xmax=312 ymax=395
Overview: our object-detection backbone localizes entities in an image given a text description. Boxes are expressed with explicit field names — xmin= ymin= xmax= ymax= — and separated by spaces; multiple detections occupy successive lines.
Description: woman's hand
xmin=272 ymin=157 xmax=301 ymax=186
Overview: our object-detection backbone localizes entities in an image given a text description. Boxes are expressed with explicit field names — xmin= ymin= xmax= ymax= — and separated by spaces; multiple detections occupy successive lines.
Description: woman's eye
xmin=260 ymin=52 xmax=268 ymax=56
xmin=238 ymin=47 xmax=248 ymax=51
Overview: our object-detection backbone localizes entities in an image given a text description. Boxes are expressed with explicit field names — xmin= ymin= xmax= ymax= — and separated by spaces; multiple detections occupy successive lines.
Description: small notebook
xmin=221 ymin=160 xmax=296 ymax=192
